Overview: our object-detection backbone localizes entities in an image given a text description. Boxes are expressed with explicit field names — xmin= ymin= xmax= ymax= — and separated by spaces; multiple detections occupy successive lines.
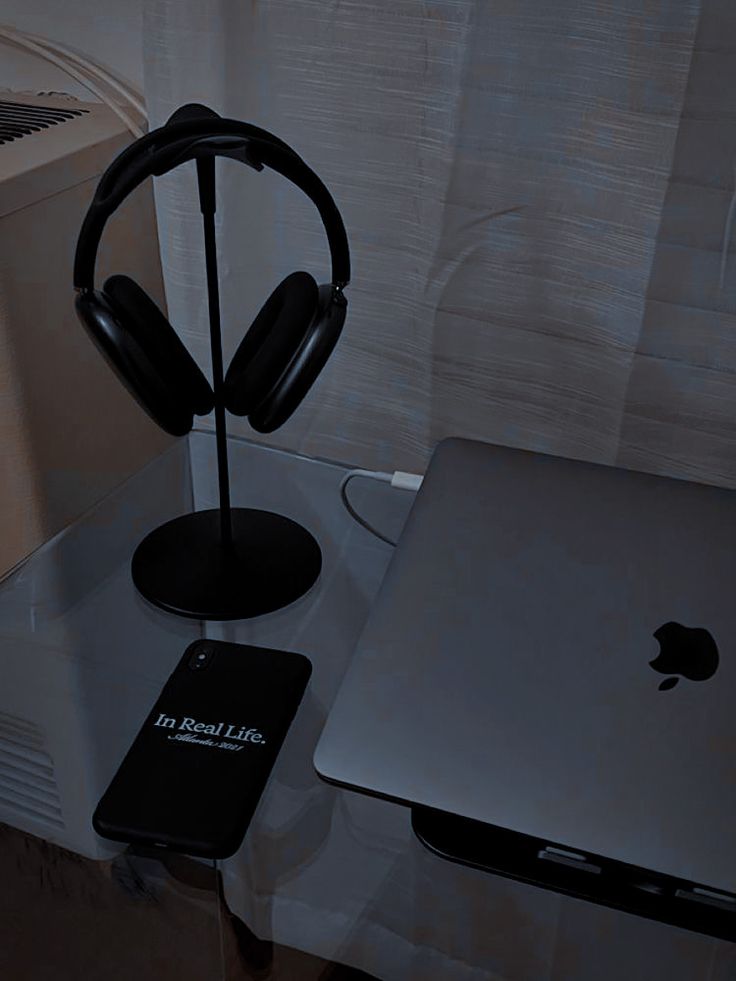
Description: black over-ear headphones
xmin=73 ymin=105 xmax=350 ymax=437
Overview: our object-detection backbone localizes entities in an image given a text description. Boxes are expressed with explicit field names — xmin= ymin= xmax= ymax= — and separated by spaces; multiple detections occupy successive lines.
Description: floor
xmin=0 ymin=821 xmax=380 ymax=980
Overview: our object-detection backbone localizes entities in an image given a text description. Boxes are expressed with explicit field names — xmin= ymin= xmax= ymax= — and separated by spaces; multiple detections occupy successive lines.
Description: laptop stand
xmin=412 ymin=806 xmax=736 ymax=941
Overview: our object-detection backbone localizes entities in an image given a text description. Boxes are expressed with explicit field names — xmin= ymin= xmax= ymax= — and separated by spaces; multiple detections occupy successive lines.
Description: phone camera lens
xmin=189 ymin=644 xmax=213 ymax=670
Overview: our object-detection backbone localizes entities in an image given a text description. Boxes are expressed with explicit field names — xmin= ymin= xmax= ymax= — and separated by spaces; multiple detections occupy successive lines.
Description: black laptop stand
xmin=412 ymin=806 xmax=736 ymax=941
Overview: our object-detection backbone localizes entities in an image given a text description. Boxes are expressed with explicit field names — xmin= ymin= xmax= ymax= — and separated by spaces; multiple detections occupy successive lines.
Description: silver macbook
xmin=315 ymin=438 xmax=736 ymax=895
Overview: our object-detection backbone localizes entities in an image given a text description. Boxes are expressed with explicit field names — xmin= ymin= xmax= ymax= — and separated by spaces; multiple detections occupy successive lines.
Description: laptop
xmin=315 ymin=437 xmax=736 ymax=925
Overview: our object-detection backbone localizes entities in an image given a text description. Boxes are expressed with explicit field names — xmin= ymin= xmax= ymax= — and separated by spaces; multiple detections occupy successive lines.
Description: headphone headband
xmin=74 ymin=116 xmax=351 ymax=290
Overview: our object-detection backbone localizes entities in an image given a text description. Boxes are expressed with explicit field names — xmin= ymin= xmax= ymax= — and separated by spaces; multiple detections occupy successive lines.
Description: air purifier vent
xmin=0 ymin=99 xmax=88 ymax=145
xmin=0 ymin=713 xmax=63 ymax=828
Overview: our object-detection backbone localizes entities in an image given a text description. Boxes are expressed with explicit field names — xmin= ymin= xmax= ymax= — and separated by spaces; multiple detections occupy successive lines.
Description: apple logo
xmin=650 ymin=621 xmax=719 ymax=691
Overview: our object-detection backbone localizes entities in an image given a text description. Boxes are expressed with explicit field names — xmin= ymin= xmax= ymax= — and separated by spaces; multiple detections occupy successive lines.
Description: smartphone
xmin=93 ymin=639 xmax=312 ymax=858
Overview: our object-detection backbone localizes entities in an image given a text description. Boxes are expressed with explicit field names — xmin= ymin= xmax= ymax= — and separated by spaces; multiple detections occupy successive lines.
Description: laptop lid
xmin=315 ymin=438 xmax=736 ymax=893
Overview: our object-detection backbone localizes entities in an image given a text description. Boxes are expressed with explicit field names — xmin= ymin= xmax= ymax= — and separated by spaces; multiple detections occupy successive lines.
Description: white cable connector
xmin=339 ymin=468 xmax=424 ymax=546
xmin=390 ymin=471 xmax=424 ymax=492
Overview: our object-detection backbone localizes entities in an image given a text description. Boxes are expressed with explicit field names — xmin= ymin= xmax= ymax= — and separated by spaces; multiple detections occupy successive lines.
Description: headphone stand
xmin=130 ymin=154 xmax=322 ymax=620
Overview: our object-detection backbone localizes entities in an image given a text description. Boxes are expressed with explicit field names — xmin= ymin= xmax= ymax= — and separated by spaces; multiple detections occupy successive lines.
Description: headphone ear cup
xmin=76 ymin=288 xmax=193 ymax=437
xmin=105 ymin=275 xmax=214 ymax=418
xmin=224 ymin=271 xmax=318 ymax=417
xmin=249 ymin=284 xmax=347 ymax=433
xmin=75 ymin=276 xmax=214 ymax=437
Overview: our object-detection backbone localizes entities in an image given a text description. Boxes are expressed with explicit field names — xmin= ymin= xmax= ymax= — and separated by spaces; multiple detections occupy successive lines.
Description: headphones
xmin=73 ymin=104 xmax=350 ymax=437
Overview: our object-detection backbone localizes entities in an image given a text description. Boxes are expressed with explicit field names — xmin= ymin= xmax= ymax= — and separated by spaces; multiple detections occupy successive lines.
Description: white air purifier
xmin=0 ymin=92 xmax=171 ymax=579
xmin=0 ymin=93 xmax=200 ymax=858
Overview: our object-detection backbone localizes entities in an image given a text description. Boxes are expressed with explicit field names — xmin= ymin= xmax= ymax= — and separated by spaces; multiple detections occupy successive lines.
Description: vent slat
xmin=0 ymin=786 xmax=61 ymax=820
xmin=0 ymin=743 xmax=54 ymax=773
xmin=0 ymin=760 xmax=57 ymax=794
xmin=0 ymin=98 xmax=86 ymax=117
xmin=0 ymin=714 xmax=63 ymax=830
xmin=0 ymin=714 xmax=45 ymax=741
xmin=0 ymin=725 xmax=45 ymax=749
xmin=0 ymin=789 xmax=64 ymax=827
xmin=0 ymin=123 xmax=36 ymax=136
xmin=0 ymin=768 xmax=60 ymax=807
xmin=0 ymin=100 xmax=88 ymax=146
xmin=0 ymin=728 xmax=47 ymax=753
xmin=0 ymin=110 xmax=71 ymax=125
xmin=0 ymin=110 xmax=77 ymax=123
xmin=0 ymin=117 xmax=46 ymax=132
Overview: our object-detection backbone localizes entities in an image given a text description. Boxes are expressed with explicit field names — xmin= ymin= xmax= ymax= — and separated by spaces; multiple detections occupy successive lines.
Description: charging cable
xmin=339 ymin=469 xmax=424 ymax=546
xmin=0 ymin=25 xmax=146 ymax=137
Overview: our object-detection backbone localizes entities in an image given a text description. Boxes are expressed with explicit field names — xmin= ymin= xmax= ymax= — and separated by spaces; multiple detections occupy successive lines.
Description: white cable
xmin=0 ymin=27 xmax=145 ymax=137
xmin=41 ymin=39 xmax=144 ymax=117
xmin=21 ymin=29 xmax=146 ymax=117
xmin=0 ymin=28 xmax=144 ymax=136
xmin=339 ymin=469 xmax=423 ymax=547
xmin=0 ymin=26 xmax=141 ymax=112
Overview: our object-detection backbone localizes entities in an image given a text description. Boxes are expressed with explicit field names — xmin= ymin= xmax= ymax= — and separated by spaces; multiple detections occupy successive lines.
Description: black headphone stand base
xmin=131 ymin=507 xmax=322 ymax=621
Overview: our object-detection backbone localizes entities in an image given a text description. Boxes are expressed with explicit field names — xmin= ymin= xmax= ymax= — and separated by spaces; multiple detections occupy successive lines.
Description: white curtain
xmin=140 ymin=3 xmax=734 ymax=977
xmin=141 ymin=0 xmax=736 ymax=486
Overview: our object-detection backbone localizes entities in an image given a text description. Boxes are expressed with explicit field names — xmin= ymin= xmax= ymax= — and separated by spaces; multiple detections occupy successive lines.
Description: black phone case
xmin=93 ymin=639 xmax=312 ymax=858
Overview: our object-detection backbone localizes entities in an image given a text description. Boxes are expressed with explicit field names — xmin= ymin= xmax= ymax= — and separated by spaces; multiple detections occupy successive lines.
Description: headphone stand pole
xmin=129 ymin=129 xmax=323 ymax=621
xmin=196 ymin=155 xmax=234 ymax=552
